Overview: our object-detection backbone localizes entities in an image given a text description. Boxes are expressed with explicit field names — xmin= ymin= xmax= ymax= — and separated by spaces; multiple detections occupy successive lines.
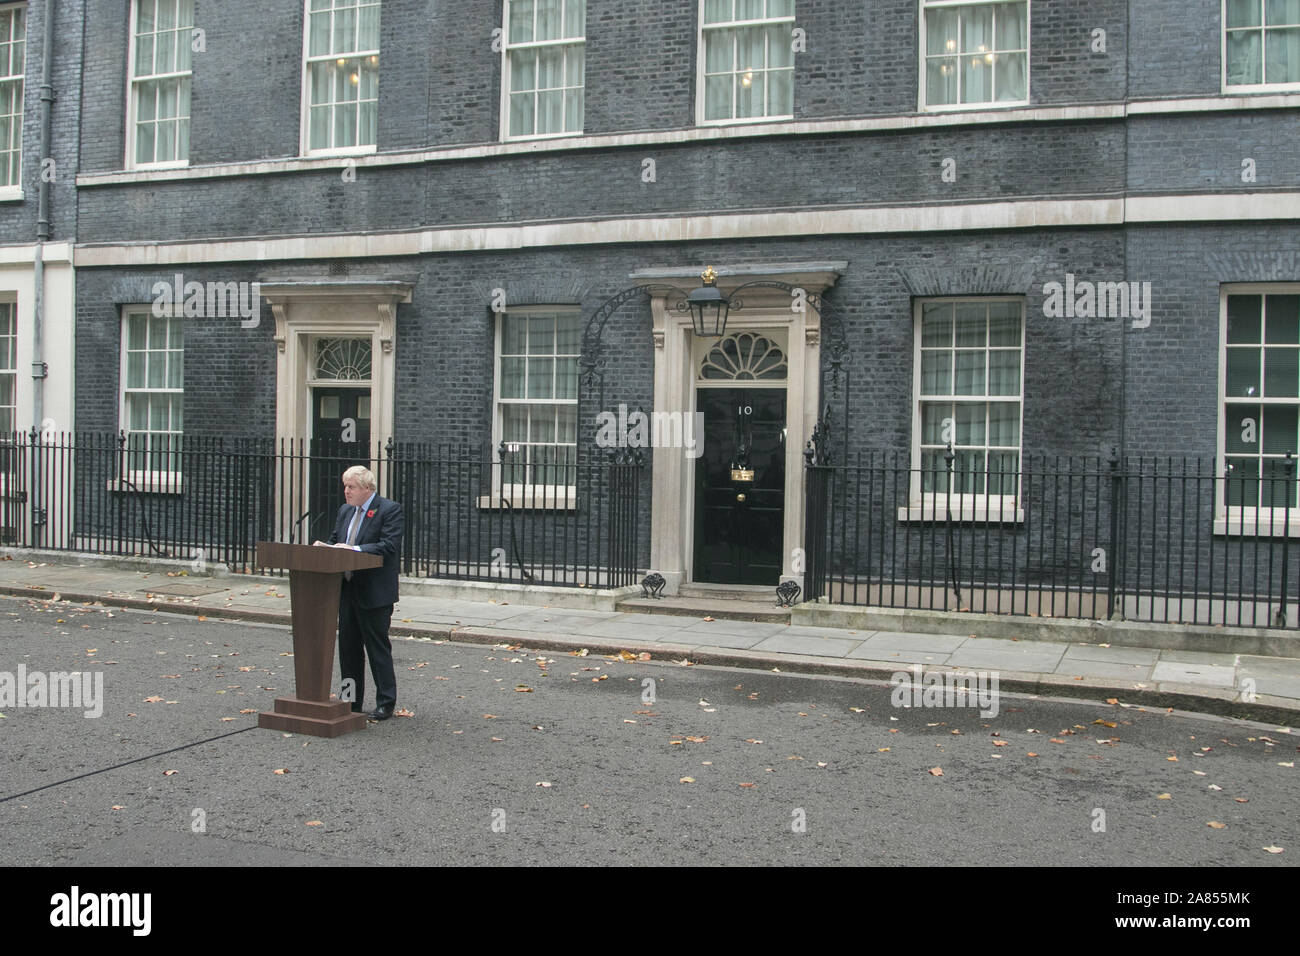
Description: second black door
xmin=309 ymin=387 xmax=372 ymax=542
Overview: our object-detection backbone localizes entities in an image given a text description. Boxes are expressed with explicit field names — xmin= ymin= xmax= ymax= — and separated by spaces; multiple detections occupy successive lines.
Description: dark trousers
xmin=338 ymin=584 xmax=396 ymax=710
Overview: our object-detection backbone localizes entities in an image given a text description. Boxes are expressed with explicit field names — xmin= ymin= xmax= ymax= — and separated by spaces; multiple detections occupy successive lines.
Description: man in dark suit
xmin=317 ymin=465 xmax=404 ymax=721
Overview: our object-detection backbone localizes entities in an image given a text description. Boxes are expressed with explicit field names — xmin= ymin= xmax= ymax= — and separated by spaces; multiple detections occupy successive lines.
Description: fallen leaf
xmin=992 ymin=740 xmax=1008 ymax=747
xmin=1167 ymin=755 xmax=1179 ymax=762
xmin=514 ymin=685 xmax=533 ymax=693
xmin=305 ymin=820 xmax=323 ymax=827
xmin=1235 ymin=798 xmax=1249 ymax=803
xmin=536 ymin=781 xmax=552 ymax=788
xmin=877 ymin=747 xmax=890 ymax=753
xmin=111 ymin=805 xmax=125 ymax=811
xmin=1093 ymin=719 xmax=1117 ymax=728
xmin=273 ymin=769 xmax=289 ymax=775
xmin=163 ymin=770 xmax=178 ymax=776
xmin=483 ymin=714 xmax=499 ymax=719
xmin=849 ymin=707 xmax=866 ymax=713
xmin=745 ymin=738 xmax=763 ymax=744
xmin=738 ymin=782 xmax=757 ymax=788
xmin=928 ymin=767 xmax=944 ymax=776
xmin=1207 ymin=821 xmax=1227 ymax=829
xmin=220 ymin=717 xmax=236 ymax=722
xmin=679 ymin=777 xmax=695 ymax=783
xmin=702 ymin=616 xmax=715 ymax=622
xmin=1208 ymin=784 xmax=1223 ymax=791
xmin=1264 ymin=846 xmax=1285 ymax=854
xmin=143 ymin=695 xmax=164 ymax=703
xmin=1105 ymin=698 xmax=1119 ymax=705
xmin=239 ymin=708 xmax=256 ymax=714
xmin=1026 ymin=752 xmax=1038 ymax=757
xmin=1156 ymin=793 xmax=1172 ymax=799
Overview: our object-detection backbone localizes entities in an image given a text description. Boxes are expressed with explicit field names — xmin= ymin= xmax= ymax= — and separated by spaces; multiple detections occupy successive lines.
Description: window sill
xmin=1223 ymin=83 xmax=1300 ymax=96
xmin=302 ymin=144 xmax=378 ymax=159
xmin=127 ymin=160 xmax=190 ymax=172
xmin=502 ymin=130 xmax=586 ymax=143
xmin=0 ymin=186 xmax=22 ymax=202
xmin=477 ymin=489 xmax=576 ymax=511
xmin=897 ymin=503 xmax=1026 ymax=524
xmin=1213 ymin=516 xmax=1300 ymax=537
xmin=697 ymin=114 xmax=794 ymax=128
xmin=107 ymin=475 xmax=185 ymax=494
xmin=921 ymin=100 xmax=1030 ymax=113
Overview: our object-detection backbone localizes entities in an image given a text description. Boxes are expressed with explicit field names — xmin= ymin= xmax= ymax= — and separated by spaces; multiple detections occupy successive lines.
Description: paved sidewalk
xmin=1 ymin=554 xmax=1298 ymax=723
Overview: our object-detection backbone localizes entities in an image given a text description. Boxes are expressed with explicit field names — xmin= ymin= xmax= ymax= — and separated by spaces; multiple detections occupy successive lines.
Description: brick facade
xmin=24 ymin=0 xmax=1300 ymax=591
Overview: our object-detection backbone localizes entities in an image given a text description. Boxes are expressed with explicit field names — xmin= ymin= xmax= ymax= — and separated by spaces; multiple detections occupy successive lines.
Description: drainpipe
xmin=31 ymin=0 xmax=56 ymax=540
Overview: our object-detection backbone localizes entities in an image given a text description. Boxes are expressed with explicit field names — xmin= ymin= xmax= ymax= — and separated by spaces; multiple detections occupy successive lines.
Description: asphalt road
xmin=0 ymin=594 xmax=1295 ymax=866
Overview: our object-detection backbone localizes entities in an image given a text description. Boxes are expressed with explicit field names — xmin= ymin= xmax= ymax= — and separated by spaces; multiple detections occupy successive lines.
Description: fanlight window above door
xmin=699 ymin=332 xmax=788 ymax=381
xmin=314 ymin=337 xmax=373 ymax=381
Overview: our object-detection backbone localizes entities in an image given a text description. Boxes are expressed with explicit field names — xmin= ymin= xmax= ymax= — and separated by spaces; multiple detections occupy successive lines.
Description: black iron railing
xmin=804 ymin=450 xmax=1300 ymax=629
xmin=2 ymin=431 xmax=646 ymax=588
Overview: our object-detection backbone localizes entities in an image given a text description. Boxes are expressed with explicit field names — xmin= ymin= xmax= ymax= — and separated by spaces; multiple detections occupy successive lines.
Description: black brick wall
xmin=0 ymin=0 xmax=85 ymax=243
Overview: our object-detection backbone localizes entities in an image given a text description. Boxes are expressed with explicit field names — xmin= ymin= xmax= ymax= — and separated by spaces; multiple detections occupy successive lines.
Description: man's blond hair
xmin=342 ymin=465 xmax=376 ymax=490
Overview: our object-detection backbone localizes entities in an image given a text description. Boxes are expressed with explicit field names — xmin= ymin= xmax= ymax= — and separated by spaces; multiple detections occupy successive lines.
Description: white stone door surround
xmin=260 ymin=280 xmax=411 ymax=456
xmin=630 ymin=262 xmax=845 ymax=595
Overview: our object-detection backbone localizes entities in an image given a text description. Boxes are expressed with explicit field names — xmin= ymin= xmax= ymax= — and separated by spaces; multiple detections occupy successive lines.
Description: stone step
xmin=616 ymin=594 xmax=791 ymax=623
xmin=676 ymin=583 xmax=779 ymax=601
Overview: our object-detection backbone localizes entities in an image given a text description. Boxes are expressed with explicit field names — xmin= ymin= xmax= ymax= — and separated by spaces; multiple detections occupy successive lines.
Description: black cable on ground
xmin=0 ymin=726 xmax=257 ymax=803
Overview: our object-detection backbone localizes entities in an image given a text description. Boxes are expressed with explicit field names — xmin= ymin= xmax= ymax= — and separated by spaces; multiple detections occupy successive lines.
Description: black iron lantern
xmin=687 ymin=266 xmax=730 ymax=337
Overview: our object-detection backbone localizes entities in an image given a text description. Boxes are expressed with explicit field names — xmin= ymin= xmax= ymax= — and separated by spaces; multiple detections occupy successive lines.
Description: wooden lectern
xmin=255 ymin=541 xmax=383 ymax=738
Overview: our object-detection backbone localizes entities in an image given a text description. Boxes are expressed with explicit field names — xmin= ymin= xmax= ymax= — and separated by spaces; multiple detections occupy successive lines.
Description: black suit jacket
xmin=328 ymin=495 xmax=404 ymax=609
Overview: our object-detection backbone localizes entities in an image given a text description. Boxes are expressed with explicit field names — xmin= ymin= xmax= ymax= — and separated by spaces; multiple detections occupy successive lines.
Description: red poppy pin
xmin=366 ymin=509 xmax=376 ymax=518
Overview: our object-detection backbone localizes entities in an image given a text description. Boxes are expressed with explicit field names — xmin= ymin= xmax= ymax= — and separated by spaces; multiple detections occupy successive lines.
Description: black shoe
xmin=368 ymin=705 xmax=394 ymax=721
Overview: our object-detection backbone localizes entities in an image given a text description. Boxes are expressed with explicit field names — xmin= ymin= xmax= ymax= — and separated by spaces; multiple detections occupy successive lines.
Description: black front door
xmin=693 ymin=388 xmax=786 ymax=585
xmin=309 ymin=387 xmax=372 ymax=542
